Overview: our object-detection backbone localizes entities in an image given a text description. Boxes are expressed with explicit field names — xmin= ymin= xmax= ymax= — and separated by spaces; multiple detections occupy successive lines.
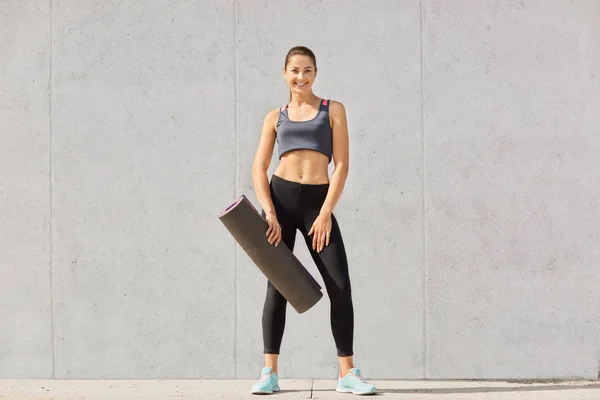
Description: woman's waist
xmin=274 ymin=151 xmax=329 ymax=184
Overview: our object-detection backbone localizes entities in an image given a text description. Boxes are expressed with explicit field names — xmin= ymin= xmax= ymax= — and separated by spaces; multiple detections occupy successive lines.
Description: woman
xmin=250 ymin=46 xmax=376 ymax=396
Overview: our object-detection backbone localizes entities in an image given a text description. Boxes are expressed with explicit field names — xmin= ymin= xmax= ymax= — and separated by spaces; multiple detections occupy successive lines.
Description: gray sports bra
xmin=276 ymin=99 xmax=333 ymax=162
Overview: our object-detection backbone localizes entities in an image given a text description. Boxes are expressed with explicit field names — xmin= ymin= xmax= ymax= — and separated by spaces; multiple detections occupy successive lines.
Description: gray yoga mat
xmin=218 ymin=195 xmax=323 ymax=314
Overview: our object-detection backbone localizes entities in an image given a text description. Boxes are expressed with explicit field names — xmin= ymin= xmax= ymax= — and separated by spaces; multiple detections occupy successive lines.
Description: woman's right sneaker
xmin=336 ymin=368 xmax=377 ymax=395
xmin=251 ymin=367 xmax=280 ymax=395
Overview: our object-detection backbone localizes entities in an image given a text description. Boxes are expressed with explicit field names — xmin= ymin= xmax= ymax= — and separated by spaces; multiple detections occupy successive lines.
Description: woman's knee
xmin=263 ymin=286 xmax=287 ymax=312
xmin=329 ymin=286 xmax=353 ymax=312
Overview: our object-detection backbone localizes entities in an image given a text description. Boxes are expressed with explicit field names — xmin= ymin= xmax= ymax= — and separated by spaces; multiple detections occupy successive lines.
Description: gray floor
xmin=2 ymin=379 xmax=600 ymax=399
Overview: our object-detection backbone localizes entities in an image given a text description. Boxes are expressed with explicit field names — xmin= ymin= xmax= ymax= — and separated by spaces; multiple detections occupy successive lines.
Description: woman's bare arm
xmin=320 ymin=100 xmax=349 ymax=216
xmin=252 ymin=108 xmax=282 ymax=246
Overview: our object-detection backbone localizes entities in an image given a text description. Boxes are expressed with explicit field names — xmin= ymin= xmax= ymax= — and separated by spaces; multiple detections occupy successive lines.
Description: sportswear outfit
xmin=252 ymin=99 xmax=376 ymax=395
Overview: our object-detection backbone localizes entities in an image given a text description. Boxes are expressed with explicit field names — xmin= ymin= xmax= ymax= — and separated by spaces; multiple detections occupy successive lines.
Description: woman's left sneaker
xmin=336 ymin=368 xmax=377 ymax=395
xmin=251 ymin=367 xmax=280 ymax=395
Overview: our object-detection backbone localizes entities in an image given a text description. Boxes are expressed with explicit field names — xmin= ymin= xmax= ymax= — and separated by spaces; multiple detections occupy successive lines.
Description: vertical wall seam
xmin=419 ymin=0 xmax=428 ymax=379
xmin=233 ymin=0 xmax=239 ymax=379
xmin=49 ymin=0 xmax=56 ymax=380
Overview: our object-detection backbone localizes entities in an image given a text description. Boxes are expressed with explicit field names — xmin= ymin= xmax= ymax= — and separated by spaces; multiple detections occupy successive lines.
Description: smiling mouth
xmin=294 ymin=82 xmax=307 ymax=88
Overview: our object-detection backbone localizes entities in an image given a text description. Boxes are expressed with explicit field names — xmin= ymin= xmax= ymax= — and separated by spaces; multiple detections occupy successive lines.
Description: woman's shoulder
xmin=263 ymin=107 xmax=282 ymax=122
xmin=260 ymin=107 xmax=283 ymax=132
xmin=326 ymin=99 xmax=346 ymax=116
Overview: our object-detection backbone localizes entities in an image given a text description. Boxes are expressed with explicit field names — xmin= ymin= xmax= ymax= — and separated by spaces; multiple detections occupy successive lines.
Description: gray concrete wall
xmin=1 ymin=0 xmax=598 ymax=380
xmin=1 ymin=0 xmax=53 ymax=378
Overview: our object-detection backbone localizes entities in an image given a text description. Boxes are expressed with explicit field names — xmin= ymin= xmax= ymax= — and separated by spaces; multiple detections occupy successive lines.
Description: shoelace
xmin=258 ymin=373 xmax=271 ymax=383
xmin=350 ymin=372 xmax=369 ymax=384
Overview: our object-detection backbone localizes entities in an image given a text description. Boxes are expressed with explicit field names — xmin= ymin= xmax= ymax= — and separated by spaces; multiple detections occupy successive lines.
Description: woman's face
xmin=283 ymin=55 xmax=317 ymax=96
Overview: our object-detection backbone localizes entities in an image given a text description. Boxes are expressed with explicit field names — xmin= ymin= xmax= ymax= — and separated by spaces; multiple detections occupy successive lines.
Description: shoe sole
xmin=336 ymin=388 xmax=376 ymax=395
xmin=251 ymin=388 xmax=280 ymax=395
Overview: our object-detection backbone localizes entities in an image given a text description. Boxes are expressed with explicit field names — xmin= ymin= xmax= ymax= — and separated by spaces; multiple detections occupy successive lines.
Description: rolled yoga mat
xmin=218 ymin=195 xmax=323 ymax=314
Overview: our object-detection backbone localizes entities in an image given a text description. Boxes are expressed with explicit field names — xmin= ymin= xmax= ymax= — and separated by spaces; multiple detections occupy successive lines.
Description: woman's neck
xmin=289 ymin=92 xmax=319 ymax=106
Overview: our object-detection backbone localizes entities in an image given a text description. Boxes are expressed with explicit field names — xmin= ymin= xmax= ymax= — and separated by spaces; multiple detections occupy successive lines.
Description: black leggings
xmin=261 ymin=174 xmax=354 ymax=357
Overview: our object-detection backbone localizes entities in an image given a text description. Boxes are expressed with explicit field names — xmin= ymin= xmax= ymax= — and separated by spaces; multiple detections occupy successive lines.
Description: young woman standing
xmin=250 ymin=46 xmax=376 ymax=396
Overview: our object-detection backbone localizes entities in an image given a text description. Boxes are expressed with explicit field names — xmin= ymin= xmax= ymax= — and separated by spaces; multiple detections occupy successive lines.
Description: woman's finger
xmin=269 ymin=223 xmax=279 ymax=244
xmin=267 ymin=222 xmax=276 ymax=243
xmin=274 ymin=224 xmax=282 ymax=246
xmin=275 ymin=225 xmax=282 ymax=246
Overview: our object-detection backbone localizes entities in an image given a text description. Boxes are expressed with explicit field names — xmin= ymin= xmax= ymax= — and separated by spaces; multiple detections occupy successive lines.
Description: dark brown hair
xmin=284 ymin=46 xmax=317 ymax=101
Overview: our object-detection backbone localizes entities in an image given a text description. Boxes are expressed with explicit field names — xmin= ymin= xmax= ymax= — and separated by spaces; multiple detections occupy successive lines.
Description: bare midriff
xmin=273 ymin=150 xmax=330 ymax=185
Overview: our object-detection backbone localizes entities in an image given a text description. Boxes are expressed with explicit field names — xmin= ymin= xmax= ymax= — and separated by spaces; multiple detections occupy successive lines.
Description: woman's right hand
xmin=264 ymin=212 xmax=282 ymax=247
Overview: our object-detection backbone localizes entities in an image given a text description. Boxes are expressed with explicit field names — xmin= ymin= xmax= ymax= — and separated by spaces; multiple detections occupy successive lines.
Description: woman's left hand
xmin=308 ymin=212 xmax=332 ymax=253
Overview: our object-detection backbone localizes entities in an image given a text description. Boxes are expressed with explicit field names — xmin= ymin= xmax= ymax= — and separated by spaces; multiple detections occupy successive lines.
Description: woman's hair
xmin=284 ymin=46 xmax=317 ymax=101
